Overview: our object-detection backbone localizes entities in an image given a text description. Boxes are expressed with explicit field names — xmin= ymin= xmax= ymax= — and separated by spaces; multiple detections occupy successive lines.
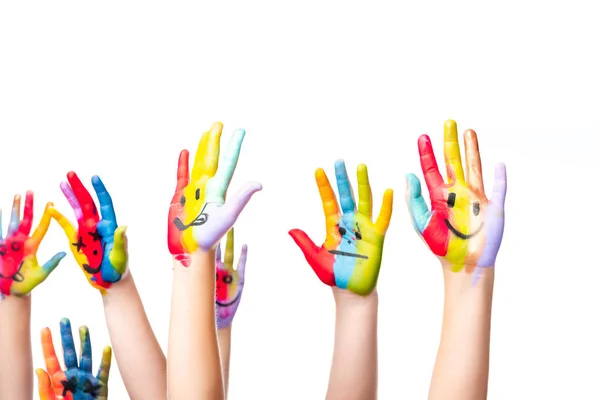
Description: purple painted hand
xmin=215 ymin=228 xmax=247 ymax=329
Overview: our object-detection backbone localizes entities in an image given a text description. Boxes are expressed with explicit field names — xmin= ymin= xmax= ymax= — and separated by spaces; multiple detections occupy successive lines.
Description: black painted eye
xmin=195 ymin=189 xmax=200 ymax=200
xmin=11 ymin=242 xmax=20 ymax=252
xmin=223 ymin=275 xmax=233 ymax=284
xmin=355 ymin=231 xmax=362 ymax=240
xmin=473 ymin=202 xmax=480 ymax=216
xmin=447 ymin=193 xmax=456 ymax=208
xmin=216 ymin=273 xmax=219 ymax=281
xmin=338 ymin=227 xmax=347 ymax=235
xmin=180 ymin=195 xmax=186 ymax=206
xmin=93 ymin=250 xmax=98 ymax=256
xmin=0 ymin=245 xmax=6 ymax=256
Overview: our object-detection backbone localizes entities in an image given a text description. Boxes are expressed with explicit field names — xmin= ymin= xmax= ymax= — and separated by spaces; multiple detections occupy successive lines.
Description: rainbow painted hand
xmin=0 ymin=192 xmax=66 ymax=298
xmin=36 ymin=318 xmax=111 ymax=400
xmin=405 ymin=120 xmax=507 ymax=282
xmin=289 ymin=160 xmax=393 ymax=296
xmin=49 ymin=172 xmax=128 ymax=294
xmin=215 ymin=228 xmax=247 ymax=329
xmin=168 ymin=122 xmax=262 ymax=257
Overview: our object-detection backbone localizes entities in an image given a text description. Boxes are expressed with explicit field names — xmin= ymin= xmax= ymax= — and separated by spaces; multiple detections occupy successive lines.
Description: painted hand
xmin=289 ymin=160 xmax=393 ymax=296
xmin=168 ymin=149 xmax=191 ymax=266
xmin=169 ymin=122 xmax=262 ymax=255
xmin=36 ymin=319 xmax=111 ymax=400
xmin=405 ymin=120 xmax=507 ymax=282
xmin=48 ymin=172 xmax=128 ymax=294
xmin=215 ymin=228 xmax=247 ymax=329
xmin=0 ymin=192 xmax=66 ymax=298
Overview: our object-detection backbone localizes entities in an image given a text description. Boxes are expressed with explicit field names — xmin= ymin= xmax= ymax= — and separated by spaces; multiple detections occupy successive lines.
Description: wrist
xmin=332 ymin=287 xmax=379 ymax=310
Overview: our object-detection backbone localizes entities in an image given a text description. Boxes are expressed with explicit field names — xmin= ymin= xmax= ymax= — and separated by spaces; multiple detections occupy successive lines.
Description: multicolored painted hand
xmin=48 ymin=172 xmax=128 ymax=294
xmin=169 ymin=122 xmax=262 ymax=256
xmin=36 ymin=318 xmax=111 ymax=400
xmin=289 ymin=160 xmax=394 ymax=296
xmin=0 ymin=192 xmax=66 ymax=298
xmin=215 ymin=228 xmax=247 ymax=329
xmin=405 ymin=120 xmax=507 ymax=282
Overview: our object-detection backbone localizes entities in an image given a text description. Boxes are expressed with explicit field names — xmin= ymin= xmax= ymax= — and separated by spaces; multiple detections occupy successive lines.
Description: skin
xmin=0 ymin=295 xmax=33 ymax=400
xmin=217 ymin=326 xmax=232 ymax=399
xmin=50 ymin=173 xmax=166 ymax=399
xmin=168 ymin=252 xmax=224 ymax=400
xmin=326 ymin=288 xmax=379 ymax=400
xmin=406 ymin=120 xmax=507 ymax=400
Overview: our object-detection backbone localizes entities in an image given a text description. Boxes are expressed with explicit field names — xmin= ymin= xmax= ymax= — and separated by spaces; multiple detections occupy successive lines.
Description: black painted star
xmin=88 ymin=229 xmax=102 ymax=242
xmin=61 ymin=376 xmax=78 ymax=395
xmin=72 ymin=236 xmax=86 ymax=252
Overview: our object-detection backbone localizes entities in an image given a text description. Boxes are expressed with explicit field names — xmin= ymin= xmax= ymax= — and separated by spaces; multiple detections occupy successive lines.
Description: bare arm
xmin=102 ymin=272 xmax=167 ymax=399
xmin=168 ymin=251 xmax=224 ymax=400
xmin=0 ymin=295 xmax=33 ymax=400
xmin=326 ymin=288 xmax=379 ymax=400
xmin=428 ymin=268 xmax=495 ymax=400
xmin=218 ymin=326 xmax=232 ymax=399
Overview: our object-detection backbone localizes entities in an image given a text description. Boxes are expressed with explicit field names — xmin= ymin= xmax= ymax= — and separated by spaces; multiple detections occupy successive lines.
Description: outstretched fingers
xmin=356 ymin=164 xmax=372 ymax=219
xmin=7 ymin=194 xmax=21 ymax=236
xmin=60 ymin=181 xmax=83 ymax=221
xmin=18 ymin=191 xmax=34 ymax=236
xmin=66 ymin=171 xmax=97 ymax=221
xmin=491 ymin=163 xmax=507 ymax=208
xmin=27 ymin=202 xmax=54 ymax=255
xmin=405 ymin=174 xmax=431 ymax=233
xmin=418 ymin=134 xmax=446 ymax=209
xmin=96 ymin=346 xmax=112 ymax=399
xmin=109 ymin=226 xmax=128 ymax=276
xmin=206 ymin=128 xmax=246 ymax=204
xmin=91 ymin=176 xmax=117 ymax=225
xmin=60 ymin=318 xmax=78 ymax=370
xmin=224 ymin=228 xmax=234 ymax=269
xmin=221 ymin=181 xmax=263 ymax=223
xmin=315 ymin=168 xmax=339 ymax=226
xmin=374 ymin=189 xmax=394 ymax=233
xmin=41 ymin=327 xmax=62 ymax=379
xmin=443 ymin=119 xmax=465 ymax=182
xmin=237 ymin=244 xmax=248 ymax=282
xmin=175 ymin=150 xmax=190 ymax=193
xmin=47 ymin=207 xmax=78 ymax=243
xmin=334 ymin=160 xmax=356 ymax=214
xmin=79 ymin=326 xmax=93 ymax=374
xmin=36 ymin=369 xmax=56 ymax=400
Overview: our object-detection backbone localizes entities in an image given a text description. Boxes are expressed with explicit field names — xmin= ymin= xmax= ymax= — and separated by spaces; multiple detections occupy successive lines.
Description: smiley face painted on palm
xmin=289 ymin=161 xmax=394 ymax=296
xmin=406 ymin=120 xmax=507 ymax=277
xmin=215 ymin=229 xmax=246 ymax=329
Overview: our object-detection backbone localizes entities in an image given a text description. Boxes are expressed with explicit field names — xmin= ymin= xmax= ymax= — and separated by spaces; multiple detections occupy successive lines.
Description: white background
xmin=1 ymin=1 xmax=599 ymax=399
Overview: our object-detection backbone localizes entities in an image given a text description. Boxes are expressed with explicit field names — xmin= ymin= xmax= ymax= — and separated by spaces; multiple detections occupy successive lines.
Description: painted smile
xmin=83 ymin=244 xmax=106 ymax=274
xmin=328 ymin=250 xmax=369 ymax=260
xmin=444 ymin=219 xmax=484 ymax=240
xmin=0 ymin=261 xmax=24 ymax=282
xmin=216 ymin=291 xmax=241 ymax=307
xmin=173 ymin=204 xmax=209 ymax=231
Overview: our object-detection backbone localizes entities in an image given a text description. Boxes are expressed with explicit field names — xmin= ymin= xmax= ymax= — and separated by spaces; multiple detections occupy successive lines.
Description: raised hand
xmin=169 ymin=122 xmax=262 ymax=255
xmin=215 ymin=228 xmax=247 ymax=329
xmin=289 ymin=160 xmax=393 ymax=296
xmin=36 ymin=318 xmax=111 ymax=400
xmin=48 ymin=172 xmax=128 ymax=294
xmin=0 ymin=192 xmax=66 ymax=298
xmin=405 ymin=120 xmax=507 ymax=281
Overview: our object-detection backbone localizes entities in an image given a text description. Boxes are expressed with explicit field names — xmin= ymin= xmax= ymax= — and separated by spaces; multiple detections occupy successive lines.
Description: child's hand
xmin=36 ymin=318 xmax=112 ymax=400
xmin=48 ymin=172 xmax=128 ymax=294
xmin=0 ymin=192 xmax=66 ymax=298
xmin=405 ymin=120 xmax=507 ymax=284
xmin=289 ymin=160 xmax=393 ymax=296
xmin=215 ymin=228 xmax=247 ymax=329
xmin=168 ymin=122 xmax=262 ymax=255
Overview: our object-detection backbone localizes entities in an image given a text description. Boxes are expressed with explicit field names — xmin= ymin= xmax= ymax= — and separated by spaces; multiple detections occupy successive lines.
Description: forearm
xmin=168 ymin=252 xmax=224 ymax=400
xmin=429 ymin=268 xmax=495 ymax=400
xmin=218 ymin=326 xmax=232 ymax=399
xmin=326 ymin=289 xmax=378 ymax=400
xmin=102 ymin=273 xmax=167 ymax=399
xmin=0 ymin=295 xmax=33 ymax=400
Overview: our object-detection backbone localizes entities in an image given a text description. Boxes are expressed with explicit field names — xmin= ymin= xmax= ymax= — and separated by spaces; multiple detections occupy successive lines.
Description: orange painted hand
xmin=0 ymin=192 xmax=66 ymax=298
xmin=289 ymin=160 xmax=393 ymax=296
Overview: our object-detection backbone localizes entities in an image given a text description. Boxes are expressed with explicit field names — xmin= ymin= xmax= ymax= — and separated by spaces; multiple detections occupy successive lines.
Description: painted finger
xmin=315 ymin=168 xmax=340 ymax=224
xmin=60 ymin=182 xmax=83 ymax=221
xmin=0 ymin=209 xmax=3 ymax=240
xmin=405 ymin=174 xmax=431 ymax=233
xmin=41 ymin=327 xmax=62 ymax=378
xmin=108 ymin=226 xmax=128 ymax=276
xmin=96 ymin=346 xmax=112 ymax=398
xmin=224 ymin=228 xmax=234 ymax=269
xmin=47 ymin=207 xmax=78 ymax=242
xmin=60 ymin=318 xmax=78 ymax=370
xmin=464 ymin=129 xmax=484 ymax=193
xmin=91 ymin=176 xmax=117 ymax=225
xmin=191 ymin=129 xmax=211 ymax=182
xmin=374 ymin=189 xmax=394 ymax=233
xmin=79 ymin=326 xmax=93 ymax=373
xmin=356 ymin=164 xmax=372 ymax=218
xmin=18 ymin=191 xmax=34 ymax=236
xmin=418 ymin=135 xmax=446 ymax=209
xmin=237 ymin=244 xmax=248 ymax=282
xmin=27 ymin=202 xmax=54 ymax=255
xmin=219 ymin=181 xmax=263 ymax=224
xmin=7 ymin=194 xmax=21 ymax=236
xmin=491 ymin=163 xmax=507 ymax=207
xmin=201 ymin=122 xmax=223 ymax=177
xmin=334 ymin=160 xmax=356 ymax=214
xmin=205 ymin=128 xmax=246 ymax=204
xmin=215 ymin=243 xmax=222 ymax=264
xmin=289 ymin=229 xmax=335 ymax=286
xmin=42 ymin=252 xmax=66 ymax=276
xmin=443 ymin=120 xmax=465 ymax=182
xmin=36 ymin=369 xmax=56 ymax=400
xmin=175 ymin=149 xmax=190 ymax=193
xmin=67 ymin=172 xmax=98 ymax=220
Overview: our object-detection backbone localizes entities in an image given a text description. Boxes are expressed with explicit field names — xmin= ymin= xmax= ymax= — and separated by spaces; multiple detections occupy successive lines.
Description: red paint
xmin=215 ymin=269 xmax=231 ymax=301
xmin=289 ymin=229 xmax=336 ymax=286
